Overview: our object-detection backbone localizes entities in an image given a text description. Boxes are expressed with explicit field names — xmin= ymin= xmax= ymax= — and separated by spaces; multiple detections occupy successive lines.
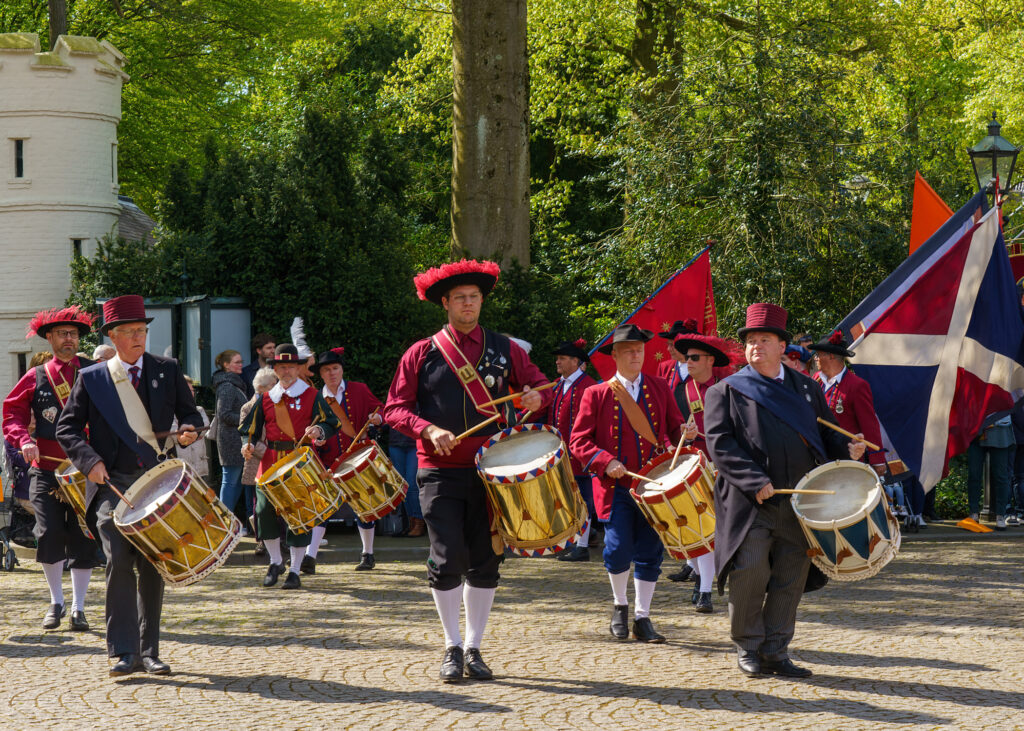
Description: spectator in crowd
xmin=212 ymin=350 xmax=249 ymax=533
xmin=91 ymin=344 xmax=116 ymax=362
xmin=240 ymin=367 xmax=277 ymax=552
xmin=240 ymin=333 xmax=276 ymax=399
xmin=1009 ymin=397 xmax=1024 ymax=525
xmin=388 ymin=423 xmax=424 ymax=537
xmin=28 ymin=351 xmax=52 ymax=369
xmin=173 ymin=376 xmax=210 ymax=478
xmin=967 ymin=413 xmax=1014 ymax=530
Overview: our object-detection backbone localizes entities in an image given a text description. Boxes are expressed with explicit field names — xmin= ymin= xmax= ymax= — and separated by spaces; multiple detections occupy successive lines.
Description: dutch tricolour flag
xmin=837 ymin=191 xmax=1024 ymax=491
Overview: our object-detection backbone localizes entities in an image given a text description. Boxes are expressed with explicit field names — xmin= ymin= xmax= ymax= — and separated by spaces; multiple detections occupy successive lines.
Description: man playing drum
xmin=240 ymin=343 xmax=340 ymax=591
xmin=3 ymin=306 xmax=98 ymax=631
xmin=384 ymin=259 xmax=551 ymax=683
xmin=541 ymin=338 xmax=598 ymax=562
xmin=306 ymin=346 xmax=384 ymax=574
xmin=570 ymin=324 xmax=685 ymax=644
xmin=704 ymin=303 xmax=865 ymax=679
xmin=56 ymin=295 xmax=204 ymax=678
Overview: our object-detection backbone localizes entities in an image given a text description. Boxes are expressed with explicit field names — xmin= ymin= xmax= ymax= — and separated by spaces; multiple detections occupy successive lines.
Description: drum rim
xmin=474 ymin=423 xmax=566 ymax=481
xmin=330 ymin=443 xmax=380 ymax=478
xmin=630 ymin=448 xmax=708 ymax=496
xmin=114 ymin=458 xmax=188 ymax=525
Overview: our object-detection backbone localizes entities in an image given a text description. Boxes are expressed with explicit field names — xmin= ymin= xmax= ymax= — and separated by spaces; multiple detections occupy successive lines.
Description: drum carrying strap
xmin=106 ymin=358 xmax=170 ymax=458
xmin=607 ymin=379 xmax=659 ymax=446
xmin=43 ymin=357 xmax=75 ymax=407
xmin=431 ymin=326 xmax=500 ymax=419
xmin=273 ymin=399 xmax=297 ymax=441
xmin=326 ymin=397 xmax=357 ymax=439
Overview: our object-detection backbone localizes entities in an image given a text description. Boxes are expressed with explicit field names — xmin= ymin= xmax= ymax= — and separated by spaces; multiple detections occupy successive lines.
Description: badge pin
xmin=152 ymin=379 xmax=159 ymax=388
xmin=835 ymin=399 xmax=844 ymax=414
xmin=805 ymin=394 xmax=812 ymax=402
xmin=484 ymin=374 xmax=496 ymax=388
xmin=159 ymin=373 xmax=165 ymax=379
xmin=41 ymin=406 xmax=58 ymax=423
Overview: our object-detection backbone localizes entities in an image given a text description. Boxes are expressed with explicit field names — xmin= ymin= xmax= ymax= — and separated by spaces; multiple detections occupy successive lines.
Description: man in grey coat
xmin=705 ymin=303 xmax=865 ymax=679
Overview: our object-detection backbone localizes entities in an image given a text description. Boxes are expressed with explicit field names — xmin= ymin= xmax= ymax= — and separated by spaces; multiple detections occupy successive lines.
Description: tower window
xmin=14 ymin=139 xmax=24 ymax=178
xmin=111 ymin=143 xmax=117 ymax=184
xmin=72 ymin=239 xmax=83 ymax=258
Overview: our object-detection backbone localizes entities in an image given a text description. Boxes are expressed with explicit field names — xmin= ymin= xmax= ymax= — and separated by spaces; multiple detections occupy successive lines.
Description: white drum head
xmin=793 ymin=461 xmax=879 ymax=521
xmin=118 ymin=460 xmax=185 ymax=524
xmin=478 ymin=430 xmax=562 ymax=477
xmin=642 ymin=454 xmax=701 ymax=493
xmin=337 ymin=445 xmax=374 ymax=470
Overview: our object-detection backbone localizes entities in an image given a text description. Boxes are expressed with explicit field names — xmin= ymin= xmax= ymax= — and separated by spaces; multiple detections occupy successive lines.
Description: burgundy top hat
xmin=737 ymin=303 xmax=791 ymax=342
xmin=100 ymin=295 xmax=153 ymax=335
xmin=268 ymin=343 xmax=302 ymax=366
xmin=315 ymin=347 xmax=346 ymax=373
xmin=414 ymin=259 xmax=501 ymax=305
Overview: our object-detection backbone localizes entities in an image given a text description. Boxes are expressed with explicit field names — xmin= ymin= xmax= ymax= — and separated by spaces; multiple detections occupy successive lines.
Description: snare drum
xmin=629 ymin=448 xmax=716 ymax=560
xmin=54 ymin=460 xmax=94 ymax=540
xmin=258 ymin=447 xmax=344 ymax=534
xmin=114 ymin=459 xmax=241 ymax=586
xmin=331 ymin=443 xmax=407 ymax=522
xmin=475 ymin=424 xmax=588 ymax=556
xmin=790 ymin=460 xmax=900 ymax=582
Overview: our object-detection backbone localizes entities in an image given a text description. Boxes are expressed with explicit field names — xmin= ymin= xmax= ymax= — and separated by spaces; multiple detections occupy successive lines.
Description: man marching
xmin=656 ymin=320 xmax=697 ymax=399
xmin=704 ymin=304 xmax=865 ymax=679
xmin=306 ymin=346 xmax=383 ymax=574
xmin=385 ymin=259 xmax=551 ymax=683
xmin=240 ymin=344 xmax=339 ymax=591
xmin=570 ymin=324 xmax=685 ymax=643
xmin=542 ymin=339 xmax=598 ymax=562
xmin=3 ymin=306 xmax=98 ymax=630
xmin=809 ymin=331 xmax=886 ymax=475
xmin=56 ymin=295 xmax=204 ymax=677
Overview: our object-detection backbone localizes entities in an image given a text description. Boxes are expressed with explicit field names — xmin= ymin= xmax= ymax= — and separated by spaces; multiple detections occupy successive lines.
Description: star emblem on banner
xmin=661 ymin=322 xmax=671 ymax=332
xmin=654 ymin=351 xmax=664 ymax=360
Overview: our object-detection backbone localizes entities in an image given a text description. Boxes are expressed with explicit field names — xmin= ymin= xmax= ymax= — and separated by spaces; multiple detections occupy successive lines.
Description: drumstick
xmin=455 ymin=413 xmax=502 ymax=441
xmin=816 ymin=417 xmax=881 ymax=452
xmin=669 ymin=429 xmax=688 ymax=470
xmin=103 ymin=480 xmax=135 ymax=510
xmin=623 ymin=469 xmax=662 ymax=487
xmin=150 ymin=425 xmax=212 ymax=441
xmin=477 ymin=381 xmax=557 ymax=409
xmin=340 ymin=408 xmax=382 ymax=458
xmin=514 ymin=410 xmax=534 ymax=427
xmin=773 ymin=489 xmax=836 ymax=495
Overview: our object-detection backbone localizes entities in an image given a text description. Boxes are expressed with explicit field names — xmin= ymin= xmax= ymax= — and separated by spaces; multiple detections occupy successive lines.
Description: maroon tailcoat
xmin=813 ymin=369 xmax=885 ymax=467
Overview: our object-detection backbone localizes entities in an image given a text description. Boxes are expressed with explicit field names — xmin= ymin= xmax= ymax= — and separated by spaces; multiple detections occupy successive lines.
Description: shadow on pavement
xmin=1 ymin=633 xmax=105 ymax=658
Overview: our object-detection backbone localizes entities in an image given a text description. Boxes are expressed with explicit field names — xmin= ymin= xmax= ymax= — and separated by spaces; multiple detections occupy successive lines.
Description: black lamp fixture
xmin=968 ymin=112 xmax=1019 ymax=197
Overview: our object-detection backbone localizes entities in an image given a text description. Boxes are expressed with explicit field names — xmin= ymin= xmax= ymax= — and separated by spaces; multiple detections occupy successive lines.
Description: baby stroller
xmin=881 ymin=470 xmax=918 ymax=534
xmin=1 ymin=474 xmax=22 ymax=571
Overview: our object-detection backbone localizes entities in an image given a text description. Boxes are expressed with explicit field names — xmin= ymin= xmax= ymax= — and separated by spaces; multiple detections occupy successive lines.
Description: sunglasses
xmin=683 ymin=354 xmax=710 ymax=362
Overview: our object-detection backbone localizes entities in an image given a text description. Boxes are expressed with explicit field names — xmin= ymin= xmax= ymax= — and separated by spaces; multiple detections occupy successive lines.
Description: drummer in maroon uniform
xmin=240 ymin=344 xmax=339 ymax=591
xmin=570 ymin=324 xmax=685 ymax=643
xmin=670 ymin=330 xmax=741 ymax=613
xmin=540 ymin=338 xmax=598 ymax=562
xmin=305 ymin=346 xmax=384 ymax=574
xmin=384 ymin=259 xmax=552 ymax=683
xmin=2 ymin=306 xmax=97 ymax=631
xmin=809 ymin=331 xmax=886 ymax=474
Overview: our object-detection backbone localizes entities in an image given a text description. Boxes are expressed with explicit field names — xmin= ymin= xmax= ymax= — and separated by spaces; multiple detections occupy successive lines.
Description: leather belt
xmin=268 ymin=440 xmax=296 ymax=451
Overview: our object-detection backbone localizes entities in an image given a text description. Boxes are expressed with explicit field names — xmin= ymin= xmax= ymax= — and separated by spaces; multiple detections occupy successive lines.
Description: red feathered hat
xmin=414 ymin=259 xmax=501 ymax=305
xmin=673 ymin=333 xmax=739 ymax=368
xmin=27 ymin=306 xmax=95 ymax=339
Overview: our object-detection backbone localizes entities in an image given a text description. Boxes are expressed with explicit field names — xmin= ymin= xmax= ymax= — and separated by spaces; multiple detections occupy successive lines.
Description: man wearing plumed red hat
xmin=385 ymin=259 xmax=552 ymax=683
xmin=539 ymin=338 xmax=598 ymax=562
xmin=305 ymin=345 xmax=384 ymax=574
xmin=3 ymin=306 xmax=98 ymax=631
xmin=704 ymin=303 xmax=865 ymax=680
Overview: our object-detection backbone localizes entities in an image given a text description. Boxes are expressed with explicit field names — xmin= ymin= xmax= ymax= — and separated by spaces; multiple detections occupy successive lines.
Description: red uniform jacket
xmin=539 ymin=370 xmax=598 ymax=474
xmin=813 ymin=368 xmax=885 ymax=467
xmin=569 ymin=375 xmax=684 ymax=520
xmin=316 ymin=381 xmax=383 ymax=468
xmin=657 ymin=359 xmax=687 ymax=390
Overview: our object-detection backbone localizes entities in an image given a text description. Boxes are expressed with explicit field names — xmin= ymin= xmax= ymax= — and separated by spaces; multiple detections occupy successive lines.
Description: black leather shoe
xmin=42 ymin=603 xmax=66 ymax=630
xmin=281 ymin=571 xmax=301 ymax=590
xmin=69 ymin=610 xmax=90 ymax=631
xmin=632 ymin=617 xmax=666 ymax=643
xmin=737 ymin=651 xmax=761 ymax=677
xmin=691 ymin=585 xmax=700 ymax=604
xmin=355 ymin=553 xmax=375 ymax=571
xmin=695 ymin=592 xmax=713 ymax=613
xmin=109 ymin=654 xmax=139 ymax=678
xmin=300 ymin=555 xmax=316 ymax=575
xmin=760 ymin=657 xmax=813 ymax=678
xmin=609 ymin=604 xmax=629 ymax=640
xmin=557 ymin=546 xmax=590 ymax=562
xmin=141 ymin=656 xmax=171 ymax=675
xmin=668 ymin=565 xmax=694 ymax=582
xmin=464 ymin=648 xmax=494 ymax=680
xmin=263 ymin=562 xmax=285 ymax=587
xmin=440 ymin=646 xmax=464 ymax=683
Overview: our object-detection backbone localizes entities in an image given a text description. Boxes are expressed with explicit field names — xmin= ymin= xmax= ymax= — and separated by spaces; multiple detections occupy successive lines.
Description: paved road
xmin=2 ymin=533 xmax=1023 ymax=729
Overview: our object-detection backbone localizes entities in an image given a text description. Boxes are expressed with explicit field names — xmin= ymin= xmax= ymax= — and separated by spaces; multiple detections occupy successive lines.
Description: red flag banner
xmin=909 ymin=171 xmax=953 ymax=255
xmin=589 ymin=247 xmax=717 ymax=381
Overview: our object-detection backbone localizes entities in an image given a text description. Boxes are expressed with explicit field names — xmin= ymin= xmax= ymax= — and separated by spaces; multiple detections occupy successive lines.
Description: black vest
xmin=418 ymin=328 xmax=516 ymax=436
xmin=32 ymin=358 xmax=93 ymax=441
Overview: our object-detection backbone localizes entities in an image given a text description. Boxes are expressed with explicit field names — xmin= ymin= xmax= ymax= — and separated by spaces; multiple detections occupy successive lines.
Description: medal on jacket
xmin=835 ymin=397 xmax=844 ymax=414
xmin=55 ymin=381 xmax=71 ymax=400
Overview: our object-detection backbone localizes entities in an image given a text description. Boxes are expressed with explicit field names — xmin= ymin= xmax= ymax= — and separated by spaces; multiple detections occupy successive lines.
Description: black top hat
xmin=808 ymin=330 xmax=855 ymax=358
xmin=554 ymin=338 xmax=590 ymax=363
xmin=597 ymin=324 xmax=654 ymax=355
xmin=268 ymin=343 xmax=302 ymax=365
xmin=658 ymin=318 xmax=700 ymax=340
xmin=315 ymin=347 xmax=346 ymax=373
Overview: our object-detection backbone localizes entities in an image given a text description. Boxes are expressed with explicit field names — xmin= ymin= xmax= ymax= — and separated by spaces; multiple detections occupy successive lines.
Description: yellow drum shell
xmin=258 ymin=447 xmax=343 ymax=534
xmin=114 ymin=459 xmax=241 ymax=587
xmin=475 ymin=425 xmax=587 ymax=552
xmin=331 ymin=443 xmax=408 ymax=522
xmin=630 ymin=448 xmax=716 ymax=560
xmin=54 ymin=459 xmax=95 ymax=541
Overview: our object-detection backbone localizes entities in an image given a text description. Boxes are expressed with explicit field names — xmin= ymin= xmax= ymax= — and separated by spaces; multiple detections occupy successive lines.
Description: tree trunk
xmin=451 ymin=0 xmax=530 ymax=266
xmin=48 ymin=0 xmax=68 ymax=51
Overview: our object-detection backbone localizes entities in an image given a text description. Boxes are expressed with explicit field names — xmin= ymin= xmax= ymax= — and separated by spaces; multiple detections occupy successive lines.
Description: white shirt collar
xmin=322 ymin=380 xmax=347 ymax=401
xmin=560 ymin=369 xmax=584 ymax=392
xmin=116 ymin=353 xmax=144 ymax=371
xmin=820 ymin=366 xmax=847 ymax=391
xmin=269 ymin=378 xmax=309 ymax=404
xmin=614 ymin=371 xmax=642 ymax=400
xmin=676 ymin=361 xmax=689 ymax=380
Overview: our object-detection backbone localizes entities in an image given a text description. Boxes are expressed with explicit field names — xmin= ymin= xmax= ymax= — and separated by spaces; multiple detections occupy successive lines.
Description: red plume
xmin=573 ymin=338 xmax=587 ymax=349
xmin=828 ymin=330 xmax=843 ymax=345
xmin=414 ymin=259 xmax=501 ymax=301
xmin=26 ymin=306 xmax=95 ymax=339
xmin=683 ymin=318 xmax=699 ymax=333
xmin=331 ymin=347 xmax=345 ymax=357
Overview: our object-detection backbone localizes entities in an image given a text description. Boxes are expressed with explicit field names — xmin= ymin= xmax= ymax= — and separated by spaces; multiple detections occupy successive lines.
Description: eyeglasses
xmin=112 ymin=326 xmax=149 ymax=339
xmin=683 ymin=354 xmax=709 ymax=362
xmin=50 ymin=329 xmax=79 ymax=339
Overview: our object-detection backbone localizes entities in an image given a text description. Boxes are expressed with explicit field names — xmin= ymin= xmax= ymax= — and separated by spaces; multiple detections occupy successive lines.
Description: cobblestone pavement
xmin=2 ymin=533 xmax=1023 ymax=730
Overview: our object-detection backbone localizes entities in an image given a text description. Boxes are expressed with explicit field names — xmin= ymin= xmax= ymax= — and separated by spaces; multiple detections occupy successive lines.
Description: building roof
xmin=118 ymin=195 xmax=156 ymax=244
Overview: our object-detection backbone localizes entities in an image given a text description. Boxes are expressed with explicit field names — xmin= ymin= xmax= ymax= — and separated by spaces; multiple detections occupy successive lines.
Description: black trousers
xmin=29 ymin=467 xmax=97 ymax=567
xmin=418 ymin=467 xmax=502 ymax=591
xmin=91 ymin=473 xmax=164 ymax=659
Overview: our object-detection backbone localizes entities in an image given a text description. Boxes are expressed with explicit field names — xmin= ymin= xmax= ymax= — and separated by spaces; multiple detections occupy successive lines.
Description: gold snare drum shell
xmin=258 ymin=447 xmax=344 ymax=534
xmin=630 ymin=449 xmax=716 ymax=560
xmin=331 ymin=444 xmax=408 ymax=522
xmin=55 ymin=459 xmax=94 ymax=540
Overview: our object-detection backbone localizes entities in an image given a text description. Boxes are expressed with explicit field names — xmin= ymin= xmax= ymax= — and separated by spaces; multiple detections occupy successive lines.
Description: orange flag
xmin=909 ymin=171 xmax=953 ymax=254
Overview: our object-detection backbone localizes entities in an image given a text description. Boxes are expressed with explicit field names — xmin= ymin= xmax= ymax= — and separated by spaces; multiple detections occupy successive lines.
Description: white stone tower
xmin=0 ymin=33 xmax=128 ymax=395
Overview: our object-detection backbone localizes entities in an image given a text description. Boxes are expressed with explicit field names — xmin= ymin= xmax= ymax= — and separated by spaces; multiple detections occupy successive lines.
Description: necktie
xmin=129 ymin=365 xmax=141 ymax=389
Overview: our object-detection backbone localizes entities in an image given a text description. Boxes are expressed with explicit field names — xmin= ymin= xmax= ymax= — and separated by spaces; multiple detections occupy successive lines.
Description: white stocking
xmin=634 ymin=577 xmax=656 ymax=619
xmin=608 ymin=570 xmax=629 ymax=606
xmin=41 ymin=562 xmax=64 ymax=607
xmin=306 ymin=525 xmax=326 ymax=559
xmin=463 ymin=585 xmax=496 ymax=650
xmin=431 ymin=585 xmax=463 ymax=649
xmin=696 ymin=552 xmax=715 ymax=593
xmin=288 ymin=546 xmax=305 ymax=576
xmin=358 ymin=525 xmax=375 ymax=554
xmin=264 ymin=538 xmax=283 ymax=566
xmin=70 ymin=568 xmax=91 ymax=612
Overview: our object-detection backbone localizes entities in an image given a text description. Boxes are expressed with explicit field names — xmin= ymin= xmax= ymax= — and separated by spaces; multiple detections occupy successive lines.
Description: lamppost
xmin=967 ymin=113 xmax=1020 ymax=209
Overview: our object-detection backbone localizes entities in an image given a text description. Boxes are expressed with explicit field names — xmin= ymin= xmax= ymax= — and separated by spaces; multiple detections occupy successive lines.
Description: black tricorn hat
xmin=268 ymin=343 xmax=302 ymax=365
xmin=554 ymin=338 xmax=590 ymax=363
xmin=808 ymin=330 xmax=855 ymax=358
xmin=315 ymin=347 xmax=346 ymax=372
xmin=597 ymin=324 xmax=654 ymax=355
